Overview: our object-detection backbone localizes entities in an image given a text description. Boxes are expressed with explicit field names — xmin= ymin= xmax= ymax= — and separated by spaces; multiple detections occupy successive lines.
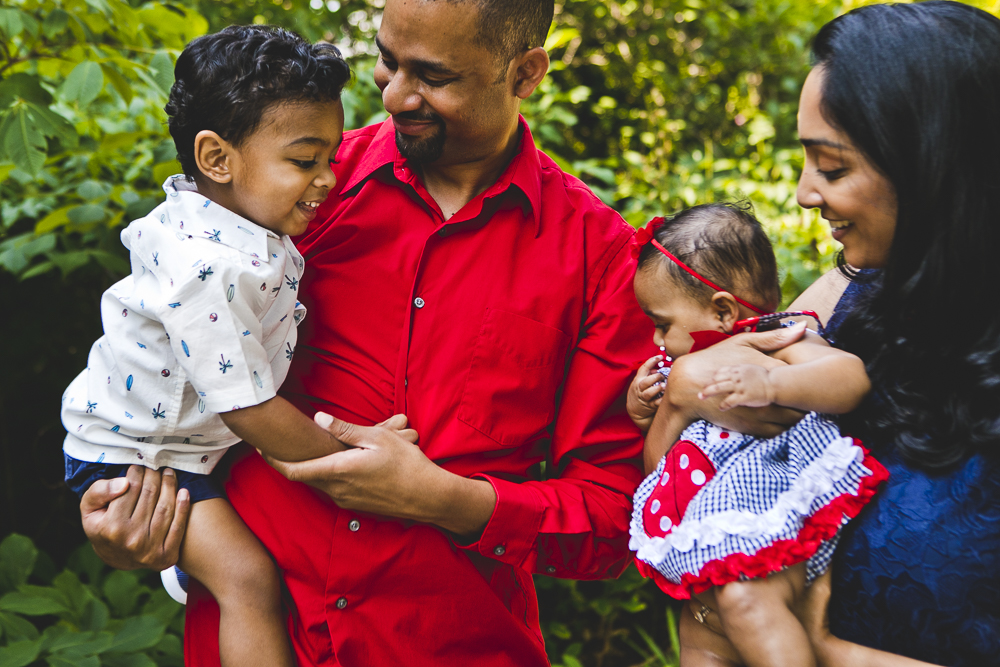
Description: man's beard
xmin=394 ymin=113 xmax=446 ymax=164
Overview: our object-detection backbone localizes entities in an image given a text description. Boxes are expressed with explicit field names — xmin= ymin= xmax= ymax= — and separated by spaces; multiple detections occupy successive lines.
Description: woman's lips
xmin=830 ymin=221 xmax=852 ymax=242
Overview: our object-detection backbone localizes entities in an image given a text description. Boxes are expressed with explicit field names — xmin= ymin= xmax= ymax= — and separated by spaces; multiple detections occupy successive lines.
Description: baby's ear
xmin=710 ymin=291 xmax=741 ymax=332
xmin=193 ymin=130 xmax=232 ymax=184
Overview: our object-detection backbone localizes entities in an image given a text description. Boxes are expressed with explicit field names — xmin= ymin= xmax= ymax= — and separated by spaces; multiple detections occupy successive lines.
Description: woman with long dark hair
xmin=661 ymin=2 xmax=1000 ymax=664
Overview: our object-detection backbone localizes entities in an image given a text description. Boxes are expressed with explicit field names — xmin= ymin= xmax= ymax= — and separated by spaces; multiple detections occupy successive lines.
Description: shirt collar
xmin=161 ymin=176 xmax=275 ymax=261
xmin=341 ymin=116 xmax=543 ymax=229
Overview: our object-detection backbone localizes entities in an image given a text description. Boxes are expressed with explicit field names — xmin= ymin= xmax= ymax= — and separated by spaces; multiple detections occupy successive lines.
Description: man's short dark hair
xmin=165 ymin=25 xmax=352 ymax=178
xmin=469 ymin=0 xmax=555 ymax=70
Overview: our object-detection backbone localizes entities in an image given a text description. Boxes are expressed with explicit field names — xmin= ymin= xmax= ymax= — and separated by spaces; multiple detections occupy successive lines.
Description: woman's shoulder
xmin=788 ymin=269 xmax=851 ymax=328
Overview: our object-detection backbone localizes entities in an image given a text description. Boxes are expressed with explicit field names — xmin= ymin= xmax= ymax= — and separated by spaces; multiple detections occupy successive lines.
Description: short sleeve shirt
xmin=62 ymin=176 xmax=306 ymax=474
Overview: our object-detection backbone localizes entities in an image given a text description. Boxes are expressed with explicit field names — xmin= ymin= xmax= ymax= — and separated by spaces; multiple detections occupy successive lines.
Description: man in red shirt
xmin=80 ymin=0 xmax=652 ymax=663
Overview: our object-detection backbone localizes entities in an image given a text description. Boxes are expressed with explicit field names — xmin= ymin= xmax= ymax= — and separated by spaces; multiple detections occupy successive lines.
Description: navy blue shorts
xmin=64 ymin=454 xmax=223 ymax=504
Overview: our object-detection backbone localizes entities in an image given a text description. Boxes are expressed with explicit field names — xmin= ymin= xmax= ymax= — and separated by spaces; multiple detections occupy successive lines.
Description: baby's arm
xmin=701 ymin=324 xmax=870 ymax=414
xmin=220 ymin=396 xmax=346 ymax=462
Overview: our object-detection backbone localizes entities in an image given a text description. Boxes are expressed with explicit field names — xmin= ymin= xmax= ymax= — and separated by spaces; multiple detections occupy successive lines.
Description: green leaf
xmin=0 ymin=74 xmax=53 ymax=106
xmin=152 ymin=161 xmax=183 ymax=186
xmin=0 ymin=163 xmax=13 ymax=185
xmin=60 ymin=61 xmax=105 ymax=107
xmin=52 ymin=571 xmax=89 ymax=618
xmin=48 ymin=251 xmax=93 ymax=277
xmin=67 ymin=204 xmax=107 ymax=226
xmin=0 ymin=8 xmax=25 ymax=39
xmin=23 ymin=103 xmax=78 ymax=149
xmin=1 ymin=107 xmax=47 ymax=175
xmin=0 ymin=639 xmax=41 ymax=667
xmin=42 ymin=9 xmax=69 ymax=38
xmin=0 ymin=535 xmax=37 ymax=593
xmin=35 ymin=207 xmax=73 ymax=235
xmin=149 ymin=51 xmax=174 ymax=94
xmin=0 ymin=611 xmax=40 ymax=642
xmin=47 ymin=657 xmax=99 ymax=667
xmin=102 ymin=653 xmax=156 ymax=667
xmin=99 ymin=64 xmax=134 ymax=105
xmin=19 ymin=261 xmax=55 ymax=280
xmin=80 ymin=597 xmax=110 ymax=633
xmin=106 ymin=616 xmax=165 ymax=654
xmin=102 ymin=571 xmax=142 ymax=618
xmin=0 ymin=589 xmax=69 ymax=616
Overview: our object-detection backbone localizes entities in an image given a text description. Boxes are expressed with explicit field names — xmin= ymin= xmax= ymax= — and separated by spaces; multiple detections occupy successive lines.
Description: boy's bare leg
xmin=679 ymin=599 xmax=741 ymax=666
xmin=713 ymin=564 xmax=815 ymax=667
xmin=178 ymin=498 xmax=294 ymax=667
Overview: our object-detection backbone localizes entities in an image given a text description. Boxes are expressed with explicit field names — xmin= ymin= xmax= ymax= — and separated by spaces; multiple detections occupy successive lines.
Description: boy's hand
xmin=699 ymin=364 xmax=776 ymax=411
xmin=627 ymin=355 xmax=666 ymax=432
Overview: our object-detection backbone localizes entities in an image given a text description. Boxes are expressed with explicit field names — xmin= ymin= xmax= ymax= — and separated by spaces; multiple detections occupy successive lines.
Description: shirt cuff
xmin=456 ymin=474 xmax=543 ymax=569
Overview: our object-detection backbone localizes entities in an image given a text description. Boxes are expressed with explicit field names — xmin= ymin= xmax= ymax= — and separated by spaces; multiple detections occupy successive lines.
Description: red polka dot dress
xmin=629 ymin=366 xmax=888 ymax=599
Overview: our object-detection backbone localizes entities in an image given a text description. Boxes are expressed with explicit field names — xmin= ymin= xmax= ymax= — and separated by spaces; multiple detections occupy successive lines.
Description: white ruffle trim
xmin=629 ymin=435 xmax=866 ymax=564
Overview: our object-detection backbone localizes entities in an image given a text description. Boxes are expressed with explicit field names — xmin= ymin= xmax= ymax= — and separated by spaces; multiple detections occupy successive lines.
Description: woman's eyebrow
xmin=800 ymin=137 xmax=849 ymax=150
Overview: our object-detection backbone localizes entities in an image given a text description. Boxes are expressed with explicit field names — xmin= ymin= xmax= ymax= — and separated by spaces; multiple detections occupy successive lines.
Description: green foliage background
xmin=1 ymin=0 xmax=997 ymax=664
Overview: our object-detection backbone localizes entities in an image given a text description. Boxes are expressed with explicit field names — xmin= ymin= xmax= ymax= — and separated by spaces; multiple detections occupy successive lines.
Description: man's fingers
xmin=739 ymin=321 xmax=806 ymax=352
xmin=132 ymin=466 xmax=163 ymax=523
xmin=161 ymin=488 xmax=191 ymax=563
xmin=396 ymin=428 xmax=419 ymax=444
xmin=381 ymin=414 xmax=409 ymax=431
xmin=316 ymin=412 xmax=366 ymax=447
xmin=105 ymin=466 xmax=147 ymax=521
xmin=148 ymin=469 xmax=178 ymax=539
xmin=81 ymin=476 xmax=131 ymax=517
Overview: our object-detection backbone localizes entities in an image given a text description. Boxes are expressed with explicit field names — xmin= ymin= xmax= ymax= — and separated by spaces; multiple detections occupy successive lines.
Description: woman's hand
xmin=665 ymin=325 xmax=807 ymax=437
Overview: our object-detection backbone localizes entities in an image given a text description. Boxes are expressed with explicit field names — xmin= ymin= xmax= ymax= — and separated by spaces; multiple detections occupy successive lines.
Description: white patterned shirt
xmin=62 ymin=176 xmax=306 ymax=474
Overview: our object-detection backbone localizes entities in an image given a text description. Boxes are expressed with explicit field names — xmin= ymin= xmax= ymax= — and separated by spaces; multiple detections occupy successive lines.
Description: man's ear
xmin=194 ymin=130 xmax=234 ymax=184
xmin=710 ymin=291 xmax=742 ymax=333
xmin=511 ymin=47 xmax=549 ymax=99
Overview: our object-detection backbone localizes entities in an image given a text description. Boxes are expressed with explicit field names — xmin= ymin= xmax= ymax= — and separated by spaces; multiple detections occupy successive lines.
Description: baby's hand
xmin=627 ymin=355 xmax=666 ymax=432
xmin=699 ymin=364 xmax=775 ymax=411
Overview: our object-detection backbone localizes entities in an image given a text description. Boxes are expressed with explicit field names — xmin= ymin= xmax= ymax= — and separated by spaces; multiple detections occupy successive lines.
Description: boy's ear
xmin=710 ymin=292 xmax=742 ymax=333
xmin=194 ymin=130 xmax=233 ymax=184
xmin=511 ymin=47 xmax=549 ymax=100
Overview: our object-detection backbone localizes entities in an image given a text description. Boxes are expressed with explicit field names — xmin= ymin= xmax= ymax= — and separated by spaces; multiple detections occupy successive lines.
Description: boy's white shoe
xmin=161 ymin=565 xmax=189 ymax=605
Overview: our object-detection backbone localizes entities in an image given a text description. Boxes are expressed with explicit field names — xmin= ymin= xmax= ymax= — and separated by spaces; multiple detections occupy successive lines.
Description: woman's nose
xmin=796 ymin=173 xmax=824 ymax=210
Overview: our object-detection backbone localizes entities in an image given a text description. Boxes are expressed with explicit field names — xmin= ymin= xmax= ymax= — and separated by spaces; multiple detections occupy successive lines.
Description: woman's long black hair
xmin=814 ymin=1 xmax=1000 ymax=468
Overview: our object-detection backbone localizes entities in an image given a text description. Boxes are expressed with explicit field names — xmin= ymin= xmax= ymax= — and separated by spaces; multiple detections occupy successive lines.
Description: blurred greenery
xmin=2 ymin=0 xmax=998 ymax=664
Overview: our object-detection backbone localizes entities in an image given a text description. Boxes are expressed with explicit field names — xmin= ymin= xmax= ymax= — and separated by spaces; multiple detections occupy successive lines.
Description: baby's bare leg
xmin=178 ymin=498 xmax=294 ymax=667
xmin=714 ymin=564 xmax=814 ymax=667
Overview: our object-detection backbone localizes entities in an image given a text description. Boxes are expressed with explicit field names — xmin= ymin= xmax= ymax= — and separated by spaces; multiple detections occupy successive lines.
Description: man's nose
xmin=381 ymin=70 xmax=422 ymax=116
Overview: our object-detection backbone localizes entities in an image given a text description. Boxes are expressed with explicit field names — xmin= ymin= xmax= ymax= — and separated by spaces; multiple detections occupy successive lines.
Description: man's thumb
xmin=742 ymin=321 xmax=807 ymax=352
xmin=81 ymin=476 xmax=130 ymax=514
xmin=315 ymin=411 xmax=360 ymax=445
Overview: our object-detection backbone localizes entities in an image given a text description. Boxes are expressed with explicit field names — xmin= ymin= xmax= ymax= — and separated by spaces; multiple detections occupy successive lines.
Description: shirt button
xmin=413 ymin=297 xmax=425 ymax=309
xmin=349 ymin=520 xmax=360 ymax=532
xmin=335 ymin=597 xmax=348 ymax=610
xmin=493 ymin=545 xmax=506 ymax=556
xmin=201 ymin=455 xmax=209 ymax=463
xmin=546 ymin=566 xmax=556 ymax=574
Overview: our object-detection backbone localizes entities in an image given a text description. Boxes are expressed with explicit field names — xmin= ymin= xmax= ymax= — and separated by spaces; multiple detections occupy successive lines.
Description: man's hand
xmin=699 ymin=364 xmax=776 ymax=411
xmin=263 ymin=413 xmax=497 ymax=537
xmin=627 ymin=355 xmax=666 ymax=433
xmin=665 ymin=325 xmax=807 ymax=437
xmin=81 ymin=466 xmax=191 ymax=570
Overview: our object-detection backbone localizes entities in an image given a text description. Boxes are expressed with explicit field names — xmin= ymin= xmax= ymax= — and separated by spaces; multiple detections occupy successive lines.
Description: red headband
xmin=633 ymin=217 xmax=768 ymax=316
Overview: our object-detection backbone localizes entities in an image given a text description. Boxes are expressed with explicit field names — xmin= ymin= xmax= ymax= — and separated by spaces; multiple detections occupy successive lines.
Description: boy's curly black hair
xmin=637 ymin=201 xmax=781 ymax=313
xmin=165 ymin=25 xmax=352 ymax=178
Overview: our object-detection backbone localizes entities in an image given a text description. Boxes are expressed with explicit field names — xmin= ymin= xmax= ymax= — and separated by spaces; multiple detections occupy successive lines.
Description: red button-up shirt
xmin=184 ymin=118 xmax=650 ymax=666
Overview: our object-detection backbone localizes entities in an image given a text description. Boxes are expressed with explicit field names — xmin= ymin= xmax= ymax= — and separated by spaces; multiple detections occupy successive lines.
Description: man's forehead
xmin=379 ymin=0 xmax=489 ymax=68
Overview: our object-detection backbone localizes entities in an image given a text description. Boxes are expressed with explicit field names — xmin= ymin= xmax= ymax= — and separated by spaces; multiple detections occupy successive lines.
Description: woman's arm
xmin=701 ymin=330 xmax=870 ymax=415
xmin=798 ymin=571 xmax=944 ymax=667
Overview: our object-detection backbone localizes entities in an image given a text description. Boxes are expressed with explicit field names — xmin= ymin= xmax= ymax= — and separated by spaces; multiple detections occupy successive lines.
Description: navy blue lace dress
xmin=821 ymin=273 xmax=1000 ymax=666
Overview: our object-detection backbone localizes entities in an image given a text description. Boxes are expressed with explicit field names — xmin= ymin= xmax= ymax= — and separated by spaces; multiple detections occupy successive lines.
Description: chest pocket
xmin=458 ymin=308 xmax=572 ymax=447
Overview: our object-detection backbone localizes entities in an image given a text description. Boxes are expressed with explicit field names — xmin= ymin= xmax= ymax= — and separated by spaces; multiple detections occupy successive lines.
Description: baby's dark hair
xmin=165 ymin=25 xmax=352 ymax=178
xmin=637 ymin=202 xmax=781 ymax=312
